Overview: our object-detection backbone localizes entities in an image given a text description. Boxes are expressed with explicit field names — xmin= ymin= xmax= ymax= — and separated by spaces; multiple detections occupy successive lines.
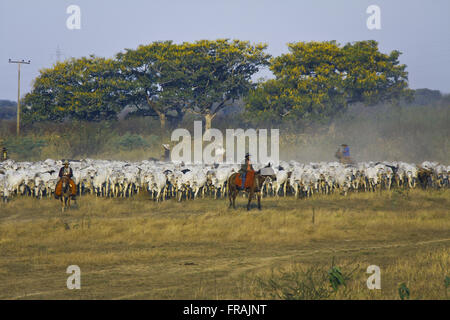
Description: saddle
xmin=55 ymin=177 xmax=77 ymax=196
xmin=235 ymin=170 xmax=255 ymax=190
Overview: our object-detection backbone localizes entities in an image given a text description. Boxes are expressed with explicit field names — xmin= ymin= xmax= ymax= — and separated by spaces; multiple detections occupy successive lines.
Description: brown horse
xmin=59 ymin=176 xmax=72 ymax=213
xmin=335 ymin=149 xmax=355 ymax=165
xmin=227 ymin=170 xmax=272 ymax=211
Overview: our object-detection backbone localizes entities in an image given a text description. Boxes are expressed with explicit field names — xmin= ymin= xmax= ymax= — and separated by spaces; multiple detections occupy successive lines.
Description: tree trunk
xmin=145 ymin=95 xmax=166 ymax=130
xmin=159 ymin=113 xmax=166 ymax=130
xmin=204 ymin=113 xmax=215 ymax=131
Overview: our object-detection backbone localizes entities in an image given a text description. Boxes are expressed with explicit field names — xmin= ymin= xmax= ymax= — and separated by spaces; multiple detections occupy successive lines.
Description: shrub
xmin=255 ymin=262 xmax=356 ymax=300
xmin=112 ymin=133 xmax=149 ymax=151
xmin=3 ymin=137 xmax=47 ymax=160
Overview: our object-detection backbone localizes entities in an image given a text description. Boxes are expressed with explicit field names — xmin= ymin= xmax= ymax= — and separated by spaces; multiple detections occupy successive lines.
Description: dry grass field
xmin=0 ymin=189 xmax=449 ymax=300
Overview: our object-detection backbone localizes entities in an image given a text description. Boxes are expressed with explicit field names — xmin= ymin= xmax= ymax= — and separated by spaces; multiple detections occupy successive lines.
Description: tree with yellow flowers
xmin=23 ymin=56 xmax=129 ymax=122
xmin=245 ymin=40 xmax=413 ymax=122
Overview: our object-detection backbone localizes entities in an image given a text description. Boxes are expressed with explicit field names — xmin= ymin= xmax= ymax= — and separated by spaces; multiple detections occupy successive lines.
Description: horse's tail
xmin=227 ymin=173 xmax=237 ymax=194
xmin=226 ymin=174 xmax=232 ymax=195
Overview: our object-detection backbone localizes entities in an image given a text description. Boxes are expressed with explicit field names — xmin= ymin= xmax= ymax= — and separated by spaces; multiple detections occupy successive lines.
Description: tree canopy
xmin=23 ymin=56 xmax=128 ymax=122
xmin=115 ymin=41 xmax=187 ymax=129
xmin=172 ymin=39 xmax=270 ymax=129
xmin=245 ymin=40 xmax=413 ymax=122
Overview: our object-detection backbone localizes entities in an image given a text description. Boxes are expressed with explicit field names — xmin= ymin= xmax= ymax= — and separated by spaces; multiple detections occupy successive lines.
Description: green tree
xmin=340 ymin=40 xmax=412 ymax=105
xmin=175 ymin=39 xmax=271 ymax=129
xmin=116 ymin=41 xmax=187 ymax=130
xmin=23 ymin=56 xmax=128 ymax=122
xmin=246 ymin=40 xmax=413 ymax=122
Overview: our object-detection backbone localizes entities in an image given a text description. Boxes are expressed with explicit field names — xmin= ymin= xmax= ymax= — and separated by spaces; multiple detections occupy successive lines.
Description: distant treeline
xmin=0 ymin=100 xmax=17 ymax=120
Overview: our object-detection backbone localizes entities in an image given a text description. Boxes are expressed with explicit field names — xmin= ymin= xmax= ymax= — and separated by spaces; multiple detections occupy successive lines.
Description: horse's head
xmin=61 ymin=176 xmax=70 ymax=192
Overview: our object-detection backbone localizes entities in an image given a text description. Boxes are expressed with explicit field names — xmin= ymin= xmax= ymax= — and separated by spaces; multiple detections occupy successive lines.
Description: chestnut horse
xmin=227 ymin=170 xmax=272 ymax=211
xmin=59 ymin=176 xmax=72 ymax=212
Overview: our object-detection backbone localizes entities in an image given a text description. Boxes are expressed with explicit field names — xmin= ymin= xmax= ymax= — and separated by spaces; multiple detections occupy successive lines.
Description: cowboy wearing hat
xmin=56 ymin=160 xmax=77 ymax=199
xmin=239 ymin=153 xmax=254 ymax=190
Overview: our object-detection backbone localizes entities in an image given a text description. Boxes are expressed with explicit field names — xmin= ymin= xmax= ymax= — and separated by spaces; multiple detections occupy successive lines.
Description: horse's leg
xmin=257 ymin=192 xmax=261 ymax=210
xmin=247 ymin=190 xmax=252 ymax=211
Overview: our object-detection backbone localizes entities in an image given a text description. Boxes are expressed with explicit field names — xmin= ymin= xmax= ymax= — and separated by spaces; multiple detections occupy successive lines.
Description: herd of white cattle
xmin=0 ymin=159 xmax=448 ymax=203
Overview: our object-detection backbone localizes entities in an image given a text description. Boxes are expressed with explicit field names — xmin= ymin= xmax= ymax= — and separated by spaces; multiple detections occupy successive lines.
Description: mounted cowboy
xmin=228 ymin=154 xmax=274 ymax=211
xmin=238 ymin=153 xmax=254 ymax=190
xmin=55 ymin=160 xmax=77 ymax=200
xmin=335 ymin=144 xmax=353 ymax=165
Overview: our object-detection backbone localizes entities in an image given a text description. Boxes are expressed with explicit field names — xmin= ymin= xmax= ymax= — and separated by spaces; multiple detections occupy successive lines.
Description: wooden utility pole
xmin=8 ymin=59 xmax=31 ymax=136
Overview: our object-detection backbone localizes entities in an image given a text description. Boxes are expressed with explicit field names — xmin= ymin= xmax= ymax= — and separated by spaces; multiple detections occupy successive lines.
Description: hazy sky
xmin=1 ymin=0 xmax=449 ymax=101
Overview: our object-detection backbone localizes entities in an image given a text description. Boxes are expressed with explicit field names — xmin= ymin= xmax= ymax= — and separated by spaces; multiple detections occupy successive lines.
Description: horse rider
xmin=56 ymin=160 xmax=77 ymax=200
xmin=239 ymin=153 xmax=254 ymax=190
xmin=342 ymin=144 xmax=350 ymax=159
xmin=335 ymin=144 xmax=351 ymax=164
